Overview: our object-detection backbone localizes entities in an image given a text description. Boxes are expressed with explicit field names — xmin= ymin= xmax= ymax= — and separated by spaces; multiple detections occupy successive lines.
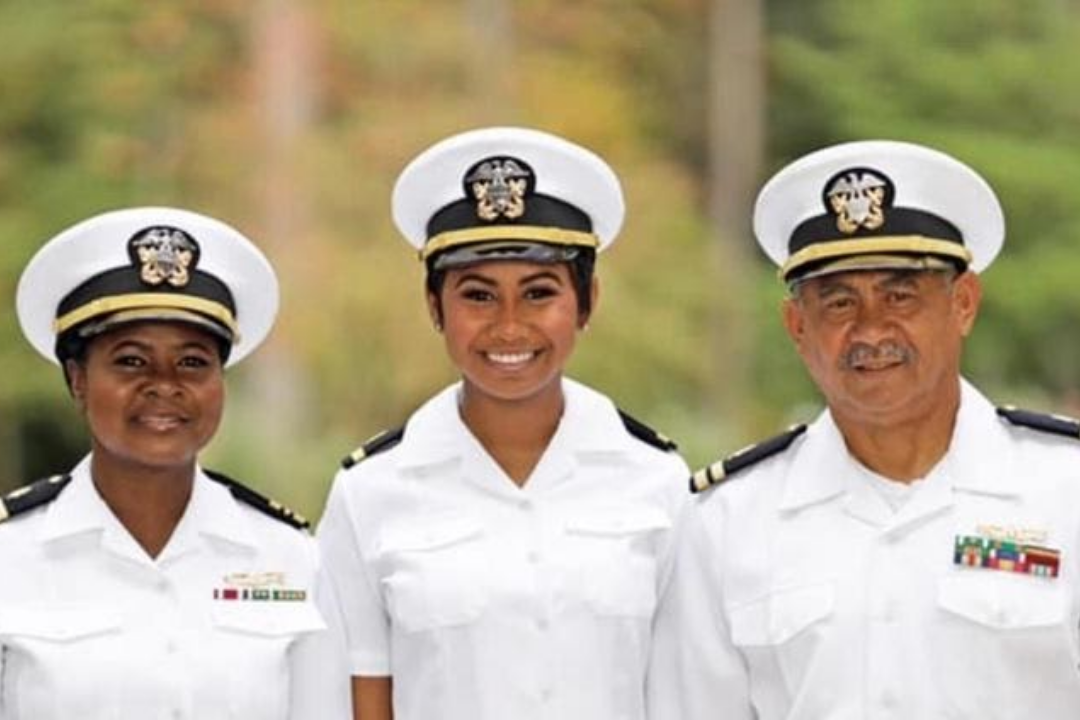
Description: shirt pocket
xmin=211 ymin=600 xmax=327 ymax=638
xmin=0 ymin=606 xmax=124 ymax=718
xmin=563 ymin=504 xmax=672 ymax=617
xmin=728 ymin=581 xmax=835 ymax=648
xmin=377 ymin=516 xmax=489 ymax=633
xmin=931 ymin=573 xmax=1079 ymax=715
xmin=0 ymin=605 xmax=122 ymax=643
xmin=726 ymin=581 xmax=836 ymax=697
xmin=936 ymin=572 xmax=1068 ymax=630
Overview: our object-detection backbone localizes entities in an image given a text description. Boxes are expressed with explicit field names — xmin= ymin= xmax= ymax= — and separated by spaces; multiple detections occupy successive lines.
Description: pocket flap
xmin=937 ymin=573 xmax=1066 ymax=629
xmin=729 ymin=581 xmax=835 ymax=647
xmin=377 ymin=516 xmax=483 ymax=553
xmin=211 ymin=601 xmax=326 ymax=637
xmin=0 ymin=605 xmax=121 ymax=641
xmin=564 ymin=504 xmax=671 ymax=537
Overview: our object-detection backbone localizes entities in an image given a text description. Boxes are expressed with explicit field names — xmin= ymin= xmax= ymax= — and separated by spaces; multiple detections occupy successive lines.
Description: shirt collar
xmin=777 ymin=411 xmax=848 ymax=512
xmin=778 ymin=378 xmax=1020 ymax=513
xmin=39 ymin=456 xmax=257 ymax=552
xmin=943 ymin=378 xmax=1020 ymax=498
xmin=393 ymin=377 xmax=636 ymax=474
xmin=393 ymin=382 xmax=469 ymax=471
xmin=179 ymin=468 xmax=259 ymax=549
xmin=39 ymin=454 xmax=106 ymax=542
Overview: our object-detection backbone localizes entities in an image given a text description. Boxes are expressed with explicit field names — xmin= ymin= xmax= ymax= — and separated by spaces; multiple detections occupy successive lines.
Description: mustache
xmin=841 ymin=341 xmax=914 ymax=370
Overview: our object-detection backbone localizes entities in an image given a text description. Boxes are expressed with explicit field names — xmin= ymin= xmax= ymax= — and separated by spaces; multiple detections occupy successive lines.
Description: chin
xmin=466 ymin=373 xmax=561 ymax=404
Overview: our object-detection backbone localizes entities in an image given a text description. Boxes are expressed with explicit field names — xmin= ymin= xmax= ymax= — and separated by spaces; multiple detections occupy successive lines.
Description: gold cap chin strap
xmin=420 ymin=225 xmax=599 ymax=262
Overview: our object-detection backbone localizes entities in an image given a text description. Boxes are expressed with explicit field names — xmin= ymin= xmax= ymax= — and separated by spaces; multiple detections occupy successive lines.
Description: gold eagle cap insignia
xmin=129 ymin=227 xmax=199 ymax=288
xmin=826 ymin=170 xmax=889 ymax=234
xmin=465 ymin=157 xmax=532 ymax=221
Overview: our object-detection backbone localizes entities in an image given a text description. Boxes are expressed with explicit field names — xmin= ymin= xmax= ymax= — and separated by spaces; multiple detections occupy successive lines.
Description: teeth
xmin=487 ymin=351 xmax=534 ymax=365
xmin=141 ymin=416 xmax=183 ymax=430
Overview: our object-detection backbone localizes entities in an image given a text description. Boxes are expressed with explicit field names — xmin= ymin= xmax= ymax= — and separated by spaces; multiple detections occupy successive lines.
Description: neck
xmin=832 ymin=387 xmax=962 ymax=483
xmin=459 ymin=380 xmax=564 ymax=486
xmin=90 ymin=453 xmax=195 ymax=559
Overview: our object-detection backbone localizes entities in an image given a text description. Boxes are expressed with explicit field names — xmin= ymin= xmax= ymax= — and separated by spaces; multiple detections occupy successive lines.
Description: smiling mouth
xmin=485 ymin=350 xmax=538 ymax=366
xmin=135 ymin=414 xmax=188 ymax=431
xmin=852 ymin=360 xmax=903 ymax=372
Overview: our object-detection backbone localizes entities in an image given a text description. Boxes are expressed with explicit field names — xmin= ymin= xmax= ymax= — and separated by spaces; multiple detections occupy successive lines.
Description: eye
xmin=822 ymin=295 xmax=855 ymax=312
xmin=178 ymin=354 xmax=213 ymax=369
xmin=112 ymin=353 xmax=146 ymax=368
xmin=459 ymin=286 xmax=495 ymax=303
xmin=886 ymin=288 xmax=918 ymax=305
xmin=523 ymin=283 xmax=560 ymax=301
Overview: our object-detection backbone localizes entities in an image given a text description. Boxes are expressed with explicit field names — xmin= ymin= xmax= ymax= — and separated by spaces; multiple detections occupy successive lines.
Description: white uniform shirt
xmin=648 ymin=379 xmax=1080 ymax=720
xmin=318 ymin=378 xmax=688 ymax=720
xmin=0 ymin=456 xmax=349 ymax=720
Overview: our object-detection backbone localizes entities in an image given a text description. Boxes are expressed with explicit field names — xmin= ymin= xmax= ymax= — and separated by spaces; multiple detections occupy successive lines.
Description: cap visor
xmin=430 ymin=241 xmax=583 ymax=270
xmin=790 ymin=253 xmax=960 ymax=284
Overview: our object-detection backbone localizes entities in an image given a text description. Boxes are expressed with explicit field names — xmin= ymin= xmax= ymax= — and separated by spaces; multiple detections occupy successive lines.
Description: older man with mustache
xmin=647 ymin=140 xmax=1080 ymax=720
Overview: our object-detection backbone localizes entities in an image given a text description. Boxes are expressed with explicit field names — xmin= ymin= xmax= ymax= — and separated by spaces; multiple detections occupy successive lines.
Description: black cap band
xmin=789 ymin=207 xmax=963 ymax=256
xmin=426 ymin=193 xmax=592 ymax=239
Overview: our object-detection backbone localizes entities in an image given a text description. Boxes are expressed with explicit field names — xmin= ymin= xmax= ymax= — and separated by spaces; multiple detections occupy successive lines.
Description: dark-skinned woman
xmin=316 ymin=127 xmax=690 ymax=720
xmin=0 ymin=207 xmax=348 ymax=720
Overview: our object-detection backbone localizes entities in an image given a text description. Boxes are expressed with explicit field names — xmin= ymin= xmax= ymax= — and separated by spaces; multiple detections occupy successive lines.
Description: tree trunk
xmin=706 ymin=0 xmax=765 ymax=436
xmin=246 ymin=0 xmax=319 ymax=449
xmin=464 ymin=0 xmax=516 ymax=116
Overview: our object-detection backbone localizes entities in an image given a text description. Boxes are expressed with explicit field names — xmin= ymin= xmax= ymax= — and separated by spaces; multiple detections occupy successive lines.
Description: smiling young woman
xmin=0 ymin=207 xmax=348 ymax=720
xmin=435 ymin=260 xmax=591 ymax=481
xmin=316 ymin=127 xmax=689 ymax=720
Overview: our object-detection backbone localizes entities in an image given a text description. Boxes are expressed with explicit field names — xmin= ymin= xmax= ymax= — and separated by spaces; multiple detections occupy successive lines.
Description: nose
xmin=490 ymin=296 xmax=528 ymax=340
xmin=848 ymin=300 xmax=895 ymax=344
xmin=142 ymin=363 xmax=183 ymax=398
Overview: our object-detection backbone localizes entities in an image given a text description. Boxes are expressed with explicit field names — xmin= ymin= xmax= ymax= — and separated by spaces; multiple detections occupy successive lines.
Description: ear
xmin=951 ymin=270 xmax=982 ymax=337
xmin=65 ymin=359 xmax=88 ymax=409
xmin=781 ymin=296 xmax=807 ymax=352
xmin=425 ymin=289 xmax=444 ymax=331
xmin=579 ymin=276 xmax=600 ymax=329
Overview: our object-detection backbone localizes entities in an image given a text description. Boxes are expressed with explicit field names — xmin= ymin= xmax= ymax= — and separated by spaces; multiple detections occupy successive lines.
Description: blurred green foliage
xmin=2 ymin=0 xmax=1078 ymax=522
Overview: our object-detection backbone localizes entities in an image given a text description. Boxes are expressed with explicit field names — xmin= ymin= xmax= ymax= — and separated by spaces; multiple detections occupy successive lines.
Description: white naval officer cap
xmin=391 ymin=126 xmax=625 ymax=269
xmin=16 ymin=206 xmax=278 ymax=367
xmin=753 ymin=139 xmax=1005 ymax=285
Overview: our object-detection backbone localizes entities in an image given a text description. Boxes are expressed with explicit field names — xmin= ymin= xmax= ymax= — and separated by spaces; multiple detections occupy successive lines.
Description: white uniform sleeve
xmin=647 ymin=495 xmax=755 ymax=720
xmin=653 ymin=456 xmax=692 ymax=607
xmin=288 ymin=539 xmax=352 ymax=720
xmin=1 ymin=645 xmax=8 ymax=719
xmin=316 ymin=472 xmax=392 ymax=676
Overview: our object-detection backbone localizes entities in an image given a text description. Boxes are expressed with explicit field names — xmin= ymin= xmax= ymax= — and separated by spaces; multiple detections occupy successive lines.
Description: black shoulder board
xmin=341 ymin=426 xmax=405 ymax=469
xmin=618 ymin=410 xmax=678 ymax=452
xmin=691 ymin=424 xmax=807 ymax=494
xmin=996 ymin=406 xmax=1080 ymax=439
xmin=204 ymin=469 xmax=310 ymax=530
xmin=0 ymin=474 xmax=71 ymax=523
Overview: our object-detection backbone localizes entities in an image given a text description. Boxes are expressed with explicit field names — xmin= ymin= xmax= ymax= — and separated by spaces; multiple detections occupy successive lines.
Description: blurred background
xmin=2 ymin=0 xmax=1079 ymax=521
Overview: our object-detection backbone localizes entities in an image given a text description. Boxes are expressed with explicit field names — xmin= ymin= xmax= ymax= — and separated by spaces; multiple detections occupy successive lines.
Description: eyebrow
xmin=452 ymin=269 xmax=565 ymax=288
xmin=107 ymin=337 xmax=216 ymax=354
xmin=812 ymin=270 xmax=922 ymax=297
